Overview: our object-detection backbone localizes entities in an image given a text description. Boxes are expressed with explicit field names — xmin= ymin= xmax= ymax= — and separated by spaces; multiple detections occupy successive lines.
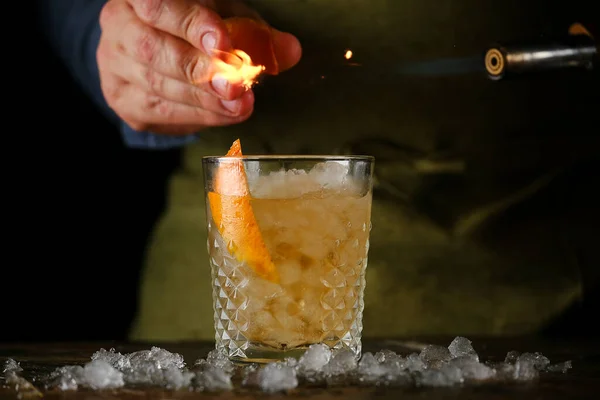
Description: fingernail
xmin=221 ymin=99 xmax=241 ymax=113
xmin=201 ymin=32 xmax=217 ymax=54
xmin=211 ymin=75 xmax=229 ymax=96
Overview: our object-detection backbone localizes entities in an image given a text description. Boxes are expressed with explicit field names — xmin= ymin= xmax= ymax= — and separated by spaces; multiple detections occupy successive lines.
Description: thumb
xmin=271 ymin=29 xmax=302 ymax=72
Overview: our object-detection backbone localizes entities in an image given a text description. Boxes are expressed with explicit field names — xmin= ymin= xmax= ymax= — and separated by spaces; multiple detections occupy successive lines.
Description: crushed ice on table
xmin=37 ymin=336 xmax=572 ymax=393
xmin=3 ymin=358 xmax=44 ymax=397
xmin=3 ymin=358 xmax=23 ymax=376
xmin=46 ymin=347 xmax=196 ymax=391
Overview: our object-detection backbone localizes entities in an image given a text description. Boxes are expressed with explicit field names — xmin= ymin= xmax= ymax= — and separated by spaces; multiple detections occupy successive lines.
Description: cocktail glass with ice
xmin=203 ymin=141 xmax=374 ymax=363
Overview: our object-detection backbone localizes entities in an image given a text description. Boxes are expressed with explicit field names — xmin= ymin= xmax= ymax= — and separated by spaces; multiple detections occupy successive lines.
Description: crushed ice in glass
xmin=248 ymin=161 xmax=358 ymax=199
xmin=5 ymin=337 xmax=572 ymax=394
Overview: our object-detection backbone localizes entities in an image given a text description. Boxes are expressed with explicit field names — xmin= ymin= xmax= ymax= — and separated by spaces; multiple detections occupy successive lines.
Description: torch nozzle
xmin=485 ymin=24 xmax=597 ymax=80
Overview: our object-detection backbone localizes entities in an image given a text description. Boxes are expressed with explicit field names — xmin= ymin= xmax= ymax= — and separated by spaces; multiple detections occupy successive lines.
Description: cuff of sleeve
xmin=120 ymin=122 xmax=200 ymax=150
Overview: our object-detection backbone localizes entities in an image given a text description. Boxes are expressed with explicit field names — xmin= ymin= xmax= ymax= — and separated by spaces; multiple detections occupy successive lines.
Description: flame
xmin=209 ymin=49 xmax=266 ymax=90
xmin=344 ymin=50 xmax=353 ymax=60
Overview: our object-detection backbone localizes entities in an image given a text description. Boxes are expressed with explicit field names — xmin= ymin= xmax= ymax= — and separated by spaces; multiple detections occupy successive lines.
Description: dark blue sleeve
xmin=36 ymin=0 xmax=199 ymax=150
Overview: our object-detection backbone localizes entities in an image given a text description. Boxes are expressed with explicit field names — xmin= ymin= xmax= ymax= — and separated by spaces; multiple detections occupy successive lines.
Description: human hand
xmin=97 ymin=0 xmax=302 ymax=134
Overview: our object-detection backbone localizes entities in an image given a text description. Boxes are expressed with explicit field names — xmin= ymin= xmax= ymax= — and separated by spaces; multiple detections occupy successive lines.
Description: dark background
xmin=5 ymin=2 xmax=182 ymax=341
xmin=3 ymin=1 xmax=597 ymax=342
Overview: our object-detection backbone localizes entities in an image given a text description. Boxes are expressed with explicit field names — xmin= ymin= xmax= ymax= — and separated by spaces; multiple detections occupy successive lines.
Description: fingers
xmin=120 ymin=85 xmax=255 ymax=129
xmin=272 ymin=30 xmax=303 ymax=72
xmin=102 ymin=1 xmax=206 ymax=85
xmin=119 ymin=20 xmax=213 ymax=88
xmin=101 ymin=0 xmax=245 ymax=99
xmin=102 ymin=73 xmax=255 ymax=132
xmin=106 ymin=49 xmax=250 ymax=115
xmin=97 ymin=0 xmax=299 ymax=137
xmin=126 ymin=0 xmax=230 ymax=54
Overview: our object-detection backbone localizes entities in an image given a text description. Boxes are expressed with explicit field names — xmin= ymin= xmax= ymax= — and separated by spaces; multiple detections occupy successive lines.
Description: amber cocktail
xmin=203 ymin=141 xmax=374 ymax=363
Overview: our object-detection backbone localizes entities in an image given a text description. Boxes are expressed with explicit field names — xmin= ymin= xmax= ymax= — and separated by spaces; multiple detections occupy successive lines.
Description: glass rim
xmin=202 ymin=155 xmax=375 ymax=162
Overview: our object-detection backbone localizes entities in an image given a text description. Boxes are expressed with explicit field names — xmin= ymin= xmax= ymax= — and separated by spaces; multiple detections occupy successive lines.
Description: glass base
xmin=220 ymin=339 xmax=363 ymax=364
xmin=228 ymin=343 xmax=312 ymax=364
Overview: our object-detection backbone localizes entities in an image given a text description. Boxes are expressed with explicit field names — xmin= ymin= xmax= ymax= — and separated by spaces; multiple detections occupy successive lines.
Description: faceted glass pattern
xmin=204 ymin=157 xmax=373 ymax=362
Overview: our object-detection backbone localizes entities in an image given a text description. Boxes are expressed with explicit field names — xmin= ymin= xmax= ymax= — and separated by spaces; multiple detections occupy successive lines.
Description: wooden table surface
xmin=1 ymin=337 xmax=598 ymax=399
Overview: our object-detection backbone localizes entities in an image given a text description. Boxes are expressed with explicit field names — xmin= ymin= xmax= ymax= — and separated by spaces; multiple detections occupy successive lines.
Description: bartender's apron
xmin=130 ymin=0 xmax=585 ymax=341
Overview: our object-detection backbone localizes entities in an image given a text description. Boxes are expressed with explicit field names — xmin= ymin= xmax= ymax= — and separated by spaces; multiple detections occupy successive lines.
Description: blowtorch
xmin=315 ymin=22 xmax=598 ymax=82
xmin=484 ymin=23 xmax=597 ymax=80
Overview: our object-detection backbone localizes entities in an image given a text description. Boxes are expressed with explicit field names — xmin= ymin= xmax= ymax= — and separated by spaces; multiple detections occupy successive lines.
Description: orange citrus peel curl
xmin=208 ymin=139 xmax=279 ymax=283
xmin=224 ymin=17 xmax=280 ymax=75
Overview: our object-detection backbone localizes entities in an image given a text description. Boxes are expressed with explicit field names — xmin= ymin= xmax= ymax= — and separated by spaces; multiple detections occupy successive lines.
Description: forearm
xmin=36 ymin=0 xmax=198 ymax=149
xmin=37 ymin=0 xmax=115 ymax=123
